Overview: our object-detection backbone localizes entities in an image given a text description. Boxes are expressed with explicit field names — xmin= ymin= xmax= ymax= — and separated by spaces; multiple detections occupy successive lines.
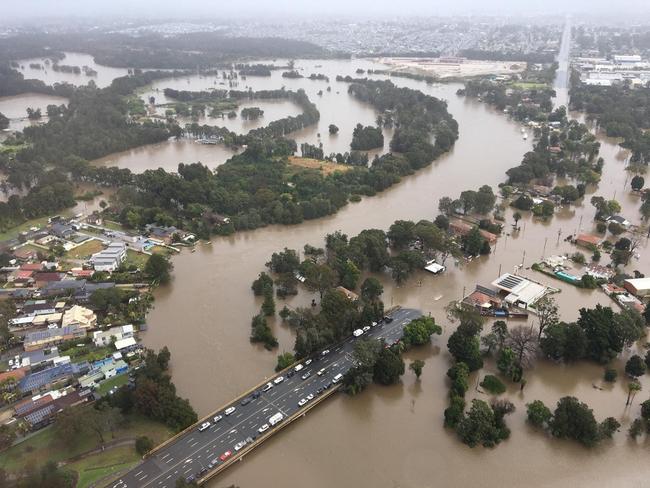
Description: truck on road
xmin=269 ymin=412 xmax=284 ymax=426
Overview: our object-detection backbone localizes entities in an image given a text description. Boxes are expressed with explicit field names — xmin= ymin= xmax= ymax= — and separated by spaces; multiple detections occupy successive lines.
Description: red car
xmin=219 ymin=450 xmax=232 ymax=461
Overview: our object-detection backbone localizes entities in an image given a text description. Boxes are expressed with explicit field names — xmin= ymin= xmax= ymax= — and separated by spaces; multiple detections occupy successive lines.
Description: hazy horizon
xmin=4 ymin=0 xmax=649 ymax=21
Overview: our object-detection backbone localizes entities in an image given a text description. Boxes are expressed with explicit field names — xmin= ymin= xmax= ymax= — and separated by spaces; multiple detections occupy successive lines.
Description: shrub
xmin=526 ymin=400 xmax=552 ymax=428
xmin=135 ymin=436 xmax=154 ymax=455
xmin=603 ymin=368 xmax=617 ymax=383
xmin=480 ymin=374 xmax=506 ymax=395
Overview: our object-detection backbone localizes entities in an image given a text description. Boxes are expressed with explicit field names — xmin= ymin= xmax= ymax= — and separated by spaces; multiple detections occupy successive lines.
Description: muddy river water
xmin=9 ymin=55 xmax=650 ymax=487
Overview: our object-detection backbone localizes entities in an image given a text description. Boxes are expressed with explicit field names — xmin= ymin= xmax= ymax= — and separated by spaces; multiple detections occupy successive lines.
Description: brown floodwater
xmin=10 ymin=56 xmax=650 ymax=487
xmin=135 ymin=62 xmax=650 ymax=487
xmin=15 ymin=51 xmax=130 ymax=88
xmin=0 ymin=93 xmax=69 ymax=131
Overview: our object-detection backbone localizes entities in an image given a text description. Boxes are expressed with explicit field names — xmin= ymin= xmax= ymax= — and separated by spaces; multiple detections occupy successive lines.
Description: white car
xmin=353 ymin=329 xmax=364 ymax=337
xmin=262 ymin=382 xmax=273 ymax=392
xmin=321 ymin=349 xmax=330 ymax=356
xmin=234 ymin=441 xmax=246 ymax=451
xmin=258 ymin=423 xmax=270 ymax=433
xmin=317 ymin=368 xmax=326 ymax=376
xmin=305 ymin=359 xmax=312 ymax=366
xmin=294 ymin=364 xmax=304 ymax=372
xmin=198 ymin=421 xmax=211 ymax=432
xmin=273 ymin=376 xmax=284 ymax=385
xmin=371 ymin=321 xmax=378 ymax=327
xmin=362 ymin=326 xmax=371 ymax=332
xmin=298 ymin=398 xmax=308 ymax=407
xmin=213 ymin=415 xmax=223 ymax=423
xmin=225 ymin=406 xmax=236 ymax=416
xmin=306 ymin=393 xmax=314 ymax=401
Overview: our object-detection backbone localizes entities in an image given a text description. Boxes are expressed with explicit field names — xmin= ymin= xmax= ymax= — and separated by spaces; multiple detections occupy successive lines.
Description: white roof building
xmin=491 ymin=273 xmax=550 ymax=309
xmin=114 ymin=337 xmax=137 ymax=350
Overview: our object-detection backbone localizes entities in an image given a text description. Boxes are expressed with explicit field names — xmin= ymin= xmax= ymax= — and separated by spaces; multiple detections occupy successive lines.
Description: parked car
xmin=353 ymin=329 xmax=364 ymax=337
xmin=294 ymin=364 xmax=304 ymax=372
xmin=317 ymin=368 xmax=326 ymax=376
xmin=301 ymin=372 xmax=311 ymax=380
xmin=362 ymin=326 xmax=371 ymax=332
xmin=212 ymin=414 xmax=222 ymax=423
xmin=383 ymin=316 xmax=393 ymax=323
xmin=298 ymin=398 xmax=308 ymax=407
xmin=219 ymin=451 xmax=232 ymax=461
xmin=273 ymin=376 xmax=284 ymax=384
xmin=225 ymin=406 xmax=236 ymax=416
xmin=306 ymin=393 xmax=314 ymax=401
xmin=252 ymin=391 xmax=261 ymax=399
xmin=240 ymin=396 xmax=253 ymax=406
xmin=305 ymin=359 xmax=313 ymax=366
xmin=234 ymin=441 xmax=246 ymax=451
xmin=321 ymin=349 xmax=330 ymax=356
xmin=198 ymin=421 xmax=211 ymax=432
xmin=262 ymin=382 xmax=273 ymax=392
xmin=258 ymin=423 xmax=270 ymax=433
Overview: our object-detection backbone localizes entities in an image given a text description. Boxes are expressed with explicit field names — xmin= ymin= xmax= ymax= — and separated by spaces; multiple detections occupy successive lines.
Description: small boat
xmin=522 ymin=132 xmax=528 ymax=140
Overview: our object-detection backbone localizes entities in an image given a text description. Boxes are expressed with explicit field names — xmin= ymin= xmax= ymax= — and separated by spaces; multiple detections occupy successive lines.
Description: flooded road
xmin=9 ymin=55 xmax=650 ymax=487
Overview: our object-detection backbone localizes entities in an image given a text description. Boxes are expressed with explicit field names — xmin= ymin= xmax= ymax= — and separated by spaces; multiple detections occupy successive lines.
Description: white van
xmin=294 ymin=364 xmax=304 ymax=372
xmin=268 ymin=412 xmax=284 ymax=426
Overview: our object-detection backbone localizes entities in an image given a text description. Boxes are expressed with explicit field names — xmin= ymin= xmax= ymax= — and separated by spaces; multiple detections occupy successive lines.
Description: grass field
xmin=287 ymin=156 xmax=351 ymax=176
xmin=0 ymin=216 xmax=50 ymax=242
xmin=124 ymin=249 xmax=149 ymax=269
xmin=64 ymin=239 xmax=104 ymax=260
xmin=68 ymin=445 xmax=140 ymax=488
xmin=0 ymin=413 xmax=172 ymax=473
xmin=97 ymin=373 xmax=129 ymax=396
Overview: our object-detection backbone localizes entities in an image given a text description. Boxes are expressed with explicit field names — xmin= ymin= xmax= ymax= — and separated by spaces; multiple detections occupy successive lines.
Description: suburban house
xmin=93 ymin=324 xmax=134 ymax=347
xmin=463 ymin=285 xmax=504 ymax=311
xmin=114 ymin=336 xmax=137 ymax=351
xmin=449 ymin=220 xmax=498 ymax=244
xmin=624 ymin=278 xmax=650 ymax=298
xmin=23 ymin=325 xmax=87 ymax=352
xmin=89 ymin=242 xmax=127 ymax=272
xmin=575 ymin=233 xmax=600 ymax=249
xmin=606 ymin=215 xmax=631 ymax=228
xmin=62 ymin=305 xmax=97 ymax=330
xmin=145 ymin=224 xmax=178 ymax=244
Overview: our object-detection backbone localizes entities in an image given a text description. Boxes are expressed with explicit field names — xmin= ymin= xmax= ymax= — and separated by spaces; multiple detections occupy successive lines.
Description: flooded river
xmin=10 ymin=55 xmax=650 ymax=487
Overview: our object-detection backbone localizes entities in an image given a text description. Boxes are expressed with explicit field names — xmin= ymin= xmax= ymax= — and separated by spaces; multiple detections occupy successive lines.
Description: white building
xmin=89 ymin=242 xmax=127 ymax=272
xmin=491 ymin=273 xmax=550 ymax=309
xmin=93 ymin=324 xmax=134 ymax=347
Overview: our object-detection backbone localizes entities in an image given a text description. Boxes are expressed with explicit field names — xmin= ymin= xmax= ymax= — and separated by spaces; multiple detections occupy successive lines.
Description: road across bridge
xmin=109 ymin=307 xmax=421 ymax=488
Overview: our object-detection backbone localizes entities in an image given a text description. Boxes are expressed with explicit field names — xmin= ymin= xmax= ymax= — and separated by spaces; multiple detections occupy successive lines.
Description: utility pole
xmin=542 ymin=237 xmax=548 ymax=260
xmin=521 ymin=250 xmax=526 ymax=269
xmin=556 ymin=228 xmax=562 ymax=245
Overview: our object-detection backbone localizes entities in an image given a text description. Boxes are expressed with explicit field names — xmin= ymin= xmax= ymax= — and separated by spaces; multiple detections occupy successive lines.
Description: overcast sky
xmin=4 ymin=0 xmax=648 ymax=20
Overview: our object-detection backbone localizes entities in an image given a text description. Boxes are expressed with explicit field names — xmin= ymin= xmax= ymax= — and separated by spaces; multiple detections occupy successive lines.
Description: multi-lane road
xmin=111 ymin=307 xmax=421 ymax=488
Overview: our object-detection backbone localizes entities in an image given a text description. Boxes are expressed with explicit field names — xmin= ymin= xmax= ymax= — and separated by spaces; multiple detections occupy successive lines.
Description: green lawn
xmin=0 ymin=413 xmax=172 ymax=473
xmin=0 ymin=216 xmax=51 ymax=242
xmin=64 ymin=239 xmax=104 ymax=260
xmin=125 ymin=249 xmax=149 ymax=269
xmin=68 ymin=445 xmax=140 ymax=488
xmin=97 ymin=373 xmax=129 ymax=396
xmin=102 ymin=220 xmax=128 ymax=232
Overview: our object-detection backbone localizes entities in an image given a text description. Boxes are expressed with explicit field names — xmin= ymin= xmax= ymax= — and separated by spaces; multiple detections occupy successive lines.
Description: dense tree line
xmin=111 ymin=80 xmax=458 ymax=237
xmin=103 ymin=347 xmax=198 ymax=432
xmin=0 ymin=32 xmax=325 ymax=69
xmin=350 ymin=123 xmax=384 ymax=151
xmin=539 ymin=305 xmax=645 ymax=364
xmin=570 ymin=77 xmax=650 ymax=165
xmin=163 ymin=87 xmax=229 ymax=103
